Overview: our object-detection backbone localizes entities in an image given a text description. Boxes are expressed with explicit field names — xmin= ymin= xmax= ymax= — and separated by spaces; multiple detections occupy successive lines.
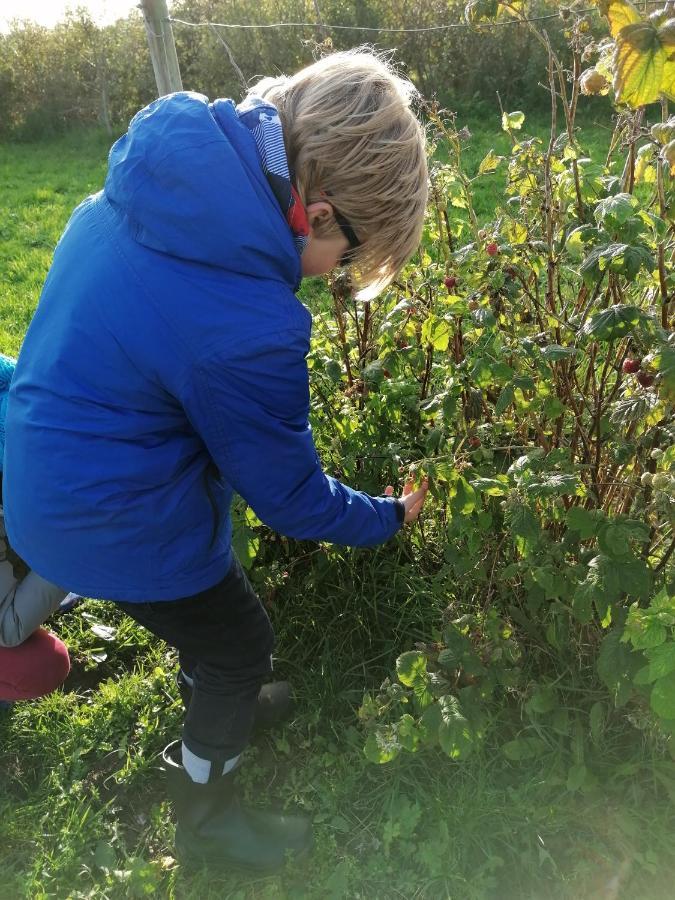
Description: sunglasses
xmin=319 ymin=190 xmax=361 ymax=267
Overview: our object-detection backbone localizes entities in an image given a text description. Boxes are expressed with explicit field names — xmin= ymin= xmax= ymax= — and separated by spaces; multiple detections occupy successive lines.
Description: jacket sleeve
xmin=184 ymin=330 xmax=403 ymax=547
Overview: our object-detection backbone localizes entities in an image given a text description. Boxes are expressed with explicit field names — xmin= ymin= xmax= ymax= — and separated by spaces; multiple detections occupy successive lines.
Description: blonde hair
xmin=249 ymin=49 xmax=428 ymax=300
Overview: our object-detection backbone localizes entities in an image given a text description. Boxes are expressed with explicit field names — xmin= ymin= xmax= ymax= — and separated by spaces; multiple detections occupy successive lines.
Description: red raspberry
xmin=622 ymin=358 xmax=641 ymax=374
xmin=637 ymin=371 xmax=655 ymax=388
xmin=444 ymin=275 xmax=458 ymax=291
xmin=486 ymin=242 xmax=499 ymax=257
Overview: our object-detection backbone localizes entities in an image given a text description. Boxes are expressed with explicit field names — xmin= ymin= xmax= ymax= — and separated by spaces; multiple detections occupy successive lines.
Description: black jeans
xmin=115 ymin=554 xmax=274 ymax=767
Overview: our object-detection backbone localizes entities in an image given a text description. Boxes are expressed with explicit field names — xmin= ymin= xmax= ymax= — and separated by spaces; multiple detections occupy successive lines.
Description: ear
xmin=305 ymin=200 xmax=334 ymax=232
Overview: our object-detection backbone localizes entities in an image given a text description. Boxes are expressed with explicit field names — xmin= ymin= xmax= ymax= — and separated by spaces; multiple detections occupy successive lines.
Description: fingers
xmin=384 ymin=485 xmax=394 ymax=497
xmin=402 ymin=478 xmax=429 ymax=524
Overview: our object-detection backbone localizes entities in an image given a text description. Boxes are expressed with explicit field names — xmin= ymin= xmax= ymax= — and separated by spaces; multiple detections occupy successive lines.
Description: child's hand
xmin=385 ymin=479 xmax=429 ymax=524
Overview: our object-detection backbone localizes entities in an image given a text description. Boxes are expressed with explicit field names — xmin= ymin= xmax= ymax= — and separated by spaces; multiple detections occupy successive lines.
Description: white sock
xmin=181 ymin=742 xmax=241 ymax=783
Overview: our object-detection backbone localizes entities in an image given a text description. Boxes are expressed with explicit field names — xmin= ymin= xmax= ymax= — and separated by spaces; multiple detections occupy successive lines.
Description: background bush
xmin=0 ymin=0 xmax=579 ymax=139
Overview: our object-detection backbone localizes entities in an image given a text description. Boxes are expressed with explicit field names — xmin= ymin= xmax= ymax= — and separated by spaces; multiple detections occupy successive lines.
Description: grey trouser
xmin=0 ymin=509 xmax=66 ymax=648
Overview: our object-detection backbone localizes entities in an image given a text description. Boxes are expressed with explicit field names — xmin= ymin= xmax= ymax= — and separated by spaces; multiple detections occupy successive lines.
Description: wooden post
xmin=140 ymin=0 xmax=183 ymax=96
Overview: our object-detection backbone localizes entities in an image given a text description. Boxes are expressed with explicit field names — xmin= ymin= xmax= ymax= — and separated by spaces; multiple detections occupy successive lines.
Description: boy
xmin=4 ymin=50 xmax=429 ymax=869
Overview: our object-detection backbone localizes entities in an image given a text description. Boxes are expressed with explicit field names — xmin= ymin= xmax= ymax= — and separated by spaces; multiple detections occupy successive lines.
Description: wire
xmin=168 ymin=2 xmax=673 ymax=34
xmin=168 ymin=10 xmax=595 ymax=35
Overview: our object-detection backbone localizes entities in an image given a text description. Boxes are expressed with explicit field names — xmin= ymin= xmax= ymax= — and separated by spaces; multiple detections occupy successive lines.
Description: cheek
xmin=301 ymin=242 xmax=336 ymax=277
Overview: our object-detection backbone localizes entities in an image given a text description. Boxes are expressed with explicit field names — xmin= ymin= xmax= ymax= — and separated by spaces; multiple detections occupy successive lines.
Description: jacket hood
xmin=104 ymin=92 xmax=301 ymax=287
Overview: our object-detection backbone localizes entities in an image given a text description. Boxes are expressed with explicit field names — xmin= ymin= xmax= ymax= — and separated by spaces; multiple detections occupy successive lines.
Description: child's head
xmin=249 ymin=49 xmax=428 ymax=299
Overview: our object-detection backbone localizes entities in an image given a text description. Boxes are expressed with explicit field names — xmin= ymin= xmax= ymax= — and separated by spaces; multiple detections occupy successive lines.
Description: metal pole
xmin=139 ymin=0 xmax=183 ymax=96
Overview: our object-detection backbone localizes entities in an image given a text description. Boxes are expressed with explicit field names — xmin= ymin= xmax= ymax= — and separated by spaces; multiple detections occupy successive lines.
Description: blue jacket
xmin=3 ymin=93 xmax=401 ymax=601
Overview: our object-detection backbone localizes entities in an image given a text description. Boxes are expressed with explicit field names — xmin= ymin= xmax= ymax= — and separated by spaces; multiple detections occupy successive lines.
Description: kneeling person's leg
xmin=0 ymin=513 xmax=67 ymax=648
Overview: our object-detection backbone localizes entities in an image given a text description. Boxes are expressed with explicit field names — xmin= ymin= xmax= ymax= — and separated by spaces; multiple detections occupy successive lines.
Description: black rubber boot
xmin=162 ymin=740 xmax=312 ymax=871
xmin=176 ymin=671 xmax=294 ymax=733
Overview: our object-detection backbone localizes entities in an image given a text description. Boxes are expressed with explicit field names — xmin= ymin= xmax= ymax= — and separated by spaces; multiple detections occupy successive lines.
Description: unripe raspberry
xmin=652 ymin=473 xmax=672 ymax=491
xmin=579 ymin=68 xmax=609 ymax=96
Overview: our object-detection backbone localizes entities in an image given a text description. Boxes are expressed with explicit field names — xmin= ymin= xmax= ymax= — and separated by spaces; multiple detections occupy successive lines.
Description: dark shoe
xmin=58 ymin=593 xmax=82 ymax=613
xmin=162 ymin=740 xmax=312 ymax=871
xmin=177 ymin=671 xmax=294 ymax=733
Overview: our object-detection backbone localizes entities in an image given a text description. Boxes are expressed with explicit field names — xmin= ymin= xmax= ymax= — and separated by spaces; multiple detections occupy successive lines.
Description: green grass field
xmin=1 ymin=114 xmax=675 ymax=900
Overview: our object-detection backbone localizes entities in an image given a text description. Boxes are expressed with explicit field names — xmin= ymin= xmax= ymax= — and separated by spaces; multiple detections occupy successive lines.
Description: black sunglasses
xmin=332 ymin=208 xmax=361 ymax=267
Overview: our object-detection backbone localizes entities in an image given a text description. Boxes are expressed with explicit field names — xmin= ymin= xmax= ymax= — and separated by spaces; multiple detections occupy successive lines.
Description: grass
xmin=1 ymin=115 xmax=675 ymax=899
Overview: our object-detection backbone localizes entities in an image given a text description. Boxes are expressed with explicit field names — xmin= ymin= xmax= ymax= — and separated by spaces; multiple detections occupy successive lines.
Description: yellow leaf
xmin=599 ymin=0 xmax=643 ymax=39
xmin=478 ymin=148 xmax=502 ymax=175
xmin=614 ymin=22 xmax=664 ymax=106
xmin=659 ymin=19 xmax=675 ymax=100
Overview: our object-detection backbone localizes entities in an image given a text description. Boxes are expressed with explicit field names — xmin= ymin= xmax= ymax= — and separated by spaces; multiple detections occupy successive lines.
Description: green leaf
xmin=452 ymin=477 xmax=477 ymax=516
xmin=502 ymin=110 xmax=525 ymax=131
xmin=589 ymin=701 xmax=606 ymax=744
xmin=470 ymin=357 xmax=493 ymax=387
xmin=364 ymin=727 xmax=400 ymax=764
xmin=594 ymin=193 xmax=638 ymax=228
xmin=437 ymin=695 xmax=474 ymax=759
xmin=507 ymin=502 xmax=540 ymax=542
xmin=616 ymin=556 xmax=653 ymax=602
xmin=471 ymin=477 xmax=508 ymax=496
xmin=646 ymin=643 xmax=675 ymax=682
xmin=541 ymin=344 xmax=577 ymax=362
xmin=581 ymin=304 xmax=645 ymax=340
xmin=634 ymin=663 xmax=654 ymax=685
xmin=532 ymin=566 xmax=566 ymax=601
xmin=396 ymin=651 xmax=433 ymax=709
xmin=397 ymin=714 xmax=421 ymax=752
xmin=418 ymin=700 xmax=442 ymax=745
xmin=526 ymin=684 xmax=558 ymax=715
xmin=325 ymin=359 xmax=342 ymax=382
xmin=495 ymin=383 xmax=515 ymax=415
xmin=396 ymin=651 xmax=427 ymax=687
xmin=582 ymin=554 xmax=623 ymax=607
xmin=472 ymin=307 xmax=497 ymax=329
xmin=437 ymin=647 xmax=462 ymax=670
xmin=525 ymin=473 xmax=581 ymax=498
xmin=94 ymin=842 xmax=117 ymax=873
xmin=502 ymin=736 xmax=545 ymax=760
xmin=598 ymin=520 xmax=649 ymax=559
xmin=421 ymin=315 xmax=452 ymax=352
xmin=624 ymin=606 xmax=667 ymax=649
xmin=657 ymin=344 xmax=675 ymax=402
xmin=231 ymin=525 xmax=260 ymax=570
xmin=598 ymin=628 xmax=640 ymax=707
xmin=651 ymin=671 xmax=675 ymax=720
xmin=566 ymin=506 xmax=601 ymax=540
xmin=572 ymin=584 xmax=595 ymax=625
